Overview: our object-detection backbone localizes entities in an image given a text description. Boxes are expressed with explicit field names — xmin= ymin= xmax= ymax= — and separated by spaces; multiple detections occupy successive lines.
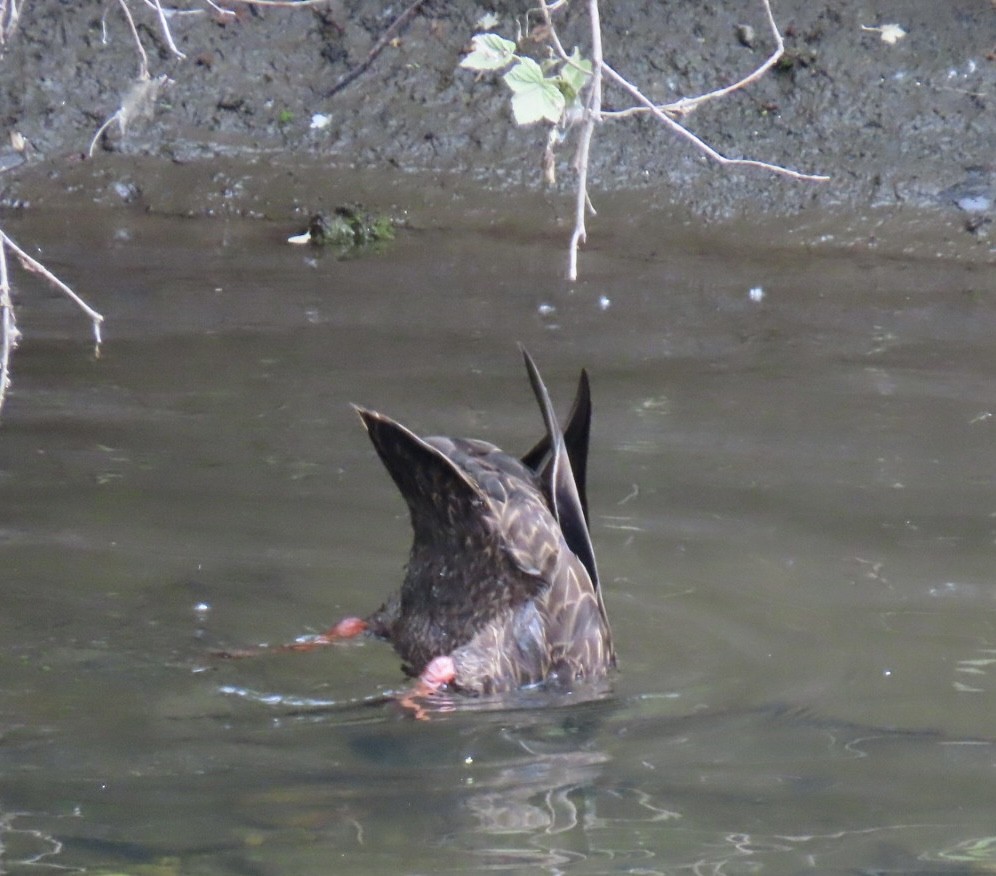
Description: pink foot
xmin=320 ymin=616 xmax=368 ymax=641
xmin=213 ymin=616 xmax=368 ymax=658
xmin=419 ymin=655 xmax=456 ymax=691
xmin=282 ymin=616 xmax=368 ymax=651
xmin=398 ymin=656 xmax=457 ymax=720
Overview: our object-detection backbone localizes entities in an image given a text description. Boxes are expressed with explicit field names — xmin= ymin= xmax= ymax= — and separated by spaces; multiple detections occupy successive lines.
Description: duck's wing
xmin=355 ymin=406 xmax=553 ymax=660
xmin=520 ymin=348 xmax=600 ymax=593
xmin=353 ymin=406 xmax=485 ymax=545
xmin=520 ymin=368 xmax=591 ymax=525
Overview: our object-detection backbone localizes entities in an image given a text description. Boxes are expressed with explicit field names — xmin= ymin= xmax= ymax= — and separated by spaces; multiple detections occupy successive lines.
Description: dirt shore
xmin=0 ymin=1 xmax=992 ymax=234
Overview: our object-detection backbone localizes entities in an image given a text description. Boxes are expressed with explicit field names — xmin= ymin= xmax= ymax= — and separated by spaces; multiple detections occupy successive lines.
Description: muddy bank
xmin=0 ymin=0 xmax=992 ymax=232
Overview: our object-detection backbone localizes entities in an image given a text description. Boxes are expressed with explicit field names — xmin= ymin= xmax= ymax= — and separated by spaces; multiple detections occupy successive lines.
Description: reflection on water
xmin=1 ymin=194 xmax=995 ymax=874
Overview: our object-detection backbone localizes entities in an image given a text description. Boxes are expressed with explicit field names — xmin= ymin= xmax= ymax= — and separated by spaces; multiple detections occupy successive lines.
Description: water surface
xmin=1 ymin=195 xmax=995 ymax=874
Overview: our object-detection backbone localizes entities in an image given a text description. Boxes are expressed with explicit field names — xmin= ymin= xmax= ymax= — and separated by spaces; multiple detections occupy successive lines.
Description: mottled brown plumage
xmin=355 ymin=349 xmax=615 ymax=695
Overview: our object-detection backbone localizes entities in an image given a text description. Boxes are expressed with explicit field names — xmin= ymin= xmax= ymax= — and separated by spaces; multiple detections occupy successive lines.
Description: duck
xmin=229 ymin=349 xmax=615 ymax=700
xmin=326 ymin=348 xmax=615 ymax=697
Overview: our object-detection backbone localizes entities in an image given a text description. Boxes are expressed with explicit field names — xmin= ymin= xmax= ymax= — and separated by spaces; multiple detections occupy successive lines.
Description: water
xmin=1 ymin=191 xmax=995 ymax=875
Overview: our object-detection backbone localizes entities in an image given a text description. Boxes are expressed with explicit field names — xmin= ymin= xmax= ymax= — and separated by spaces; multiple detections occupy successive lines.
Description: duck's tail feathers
xmin=520 ymin=368 xmax=591 ymax=525
xmin=519 ymin=347 xmax=600 ymax=592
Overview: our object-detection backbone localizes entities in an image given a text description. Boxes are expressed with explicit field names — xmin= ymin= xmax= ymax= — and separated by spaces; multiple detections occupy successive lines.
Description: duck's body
xmin=354 ymin=350 xmax=614 ymax=695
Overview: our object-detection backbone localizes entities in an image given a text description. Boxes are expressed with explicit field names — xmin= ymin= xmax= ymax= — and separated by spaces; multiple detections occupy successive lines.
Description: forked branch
xmin=0 ymin=231 xmax=104 ymax=418
xmin=492 ymin=0 xmax=830 ymax=280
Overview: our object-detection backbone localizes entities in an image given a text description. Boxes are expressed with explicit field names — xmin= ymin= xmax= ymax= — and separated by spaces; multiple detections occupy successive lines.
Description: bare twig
xmin=199 ymin=0 xmax=235 ymax=17
xmin=599 ymin=2 xmax=782 ymax=122
xmin=566 ymin=0 xmax=603 ymax=282
xmin=326 ymin=0 xmax=428 ymax=99
xmin=534 ymin=0 xmax=828 ymax=279
xmin=0 ymin=231 xmax=104 ymax=420
xmin=0 ymin=233 xmax=104 ymax=346
xmin=662 ymin=0 xmax=785 ymax=117
xmin=151 ymin=0 xmax=187 ymax=59
xmin=89 ymin=73 xmax=169 ymax=157
xmin=115 ymin=0 xmax=150 ymax=79
xmin=91 ymin=1 xmax=198 ymax=154
xmin=136 ymin=0 xmax=208 ymax=16
xmin=2 ymin=0 xmax=334 ymax=419
xmin=0 ymin=240 xmax=19 ymax=413
xmin=219 ymin=0 xmax=333 ymax=6
xmin=0 ymin=228 xmax=105 ymax=416
xmin=105 ymin=0 xmax=186 ymax=80
xmin=601 ymin=61 xmax=829 ymax=183
xmin=0 ymin=0 xmax=21 ymax=45
xmin=535 ymin=0 xmax=570 ymax=60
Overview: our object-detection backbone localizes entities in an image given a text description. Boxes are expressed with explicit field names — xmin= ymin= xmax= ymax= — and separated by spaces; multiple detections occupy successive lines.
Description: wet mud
xmin=0 ymin=0 xmax=991 ymax=233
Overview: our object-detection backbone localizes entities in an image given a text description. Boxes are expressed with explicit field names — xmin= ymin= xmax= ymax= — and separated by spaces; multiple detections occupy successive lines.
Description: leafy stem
xmin=460 ymin=33 xmax=592 ymax=126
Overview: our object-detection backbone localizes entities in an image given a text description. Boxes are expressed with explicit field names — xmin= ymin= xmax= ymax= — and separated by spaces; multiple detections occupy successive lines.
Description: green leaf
xmin=460 ymin=33 xmax=517 ymax=71
xmin=502 ymin=57 xmax=565 ymax=125
xmin=559 ymin=48 xmax=593 ymax=99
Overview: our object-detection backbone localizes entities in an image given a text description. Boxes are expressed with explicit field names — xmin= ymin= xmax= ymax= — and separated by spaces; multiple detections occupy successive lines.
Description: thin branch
xmin=536 ymin=0 xmax=570 ymax=61
xmin=535 ymin=0 xmax=595 ymax=280
xmin=1 ymin=231 xmax=104 ymax=347
xmin=0 ymin=0 xmax=21 ymax=45
xmin=566 ymin=0 xmax=603 ymax=282
xmin=592 ymin=0 xmax=826 ymax=181
xmin=89 ymin=74 xmax=169 ymax=157
xmin=116 ymin=0 xmax=150 ymax=79
xmin=326 ymin=0 xmax=428 ymax=99
xmin=123 ymin=0 xmax=187 ymax=59
xmin=599 ymin=0 xmax=783 ymax=121
xmin=600 ymin=61 xmax=829 ymax=182
xmin=662 ymin=0 xmax=784 ymax=117
xmin=89 ymin=111 xmax=122 ymax=157
xmin=199 ymin=0 xmax=235 ymax=16
xmin=219 ymin=0 xmax=333 ymax=6
xmin=151 ymin=0 xmax=187 ymax=59
xmin=0 ymin=239 xmax=18 ymax=413
xmin=528 ymin=0 xmax=828 ymax=279
xmin=136 ymin=0 xmax=207 ymax=16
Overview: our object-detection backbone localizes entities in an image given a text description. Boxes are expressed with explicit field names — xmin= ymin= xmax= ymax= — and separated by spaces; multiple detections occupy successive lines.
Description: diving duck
xmin=333 ymin=348 xmax=615 ymax=696
xmin=237 ymin=349 xmax=615 ymax=699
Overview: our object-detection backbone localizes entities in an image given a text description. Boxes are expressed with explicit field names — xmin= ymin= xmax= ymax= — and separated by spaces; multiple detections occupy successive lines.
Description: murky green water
xmin=1 ymin=192 xmax=995 ymax=875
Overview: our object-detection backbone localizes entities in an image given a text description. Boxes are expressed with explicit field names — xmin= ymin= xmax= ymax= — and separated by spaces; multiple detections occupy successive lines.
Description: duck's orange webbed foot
xmin=213 ymin=616 xmax=368 ymax=659
xmin=398 ymin=656 xmax=456 ymax=721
